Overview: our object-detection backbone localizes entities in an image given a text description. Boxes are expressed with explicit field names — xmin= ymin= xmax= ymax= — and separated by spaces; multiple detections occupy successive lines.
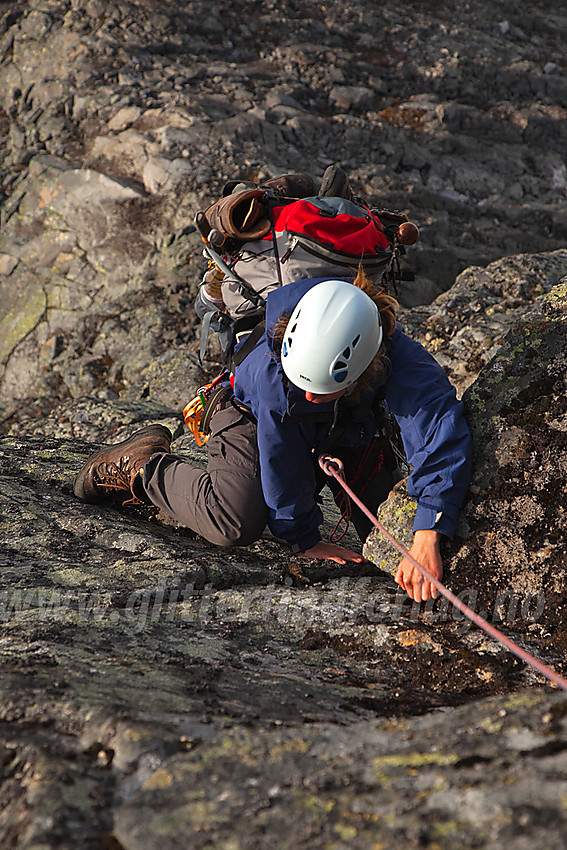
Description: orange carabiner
xmin=182 ymin=393 xmax=210 ymax=446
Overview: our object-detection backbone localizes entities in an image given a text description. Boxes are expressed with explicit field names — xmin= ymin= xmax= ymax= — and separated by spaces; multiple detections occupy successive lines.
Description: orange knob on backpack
xmin=397 ymin=222 xmax=419 ymax=245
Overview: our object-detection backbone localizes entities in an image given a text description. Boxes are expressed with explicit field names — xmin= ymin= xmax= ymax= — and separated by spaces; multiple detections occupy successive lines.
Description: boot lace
xmin=94 ymin=456 xmax=144 ymax=505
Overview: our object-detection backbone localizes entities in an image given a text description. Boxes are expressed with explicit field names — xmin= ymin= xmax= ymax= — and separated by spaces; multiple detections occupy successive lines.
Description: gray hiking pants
xmin=141 ymin=406 xmax=269 ymax=547
xmin=141 ymin=405 xmax=397 ymax=549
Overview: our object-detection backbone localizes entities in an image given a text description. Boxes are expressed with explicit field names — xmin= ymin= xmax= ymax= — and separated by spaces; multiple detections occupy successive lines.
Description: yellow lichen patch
xmin=396 ymin=629 xmax=443 ymax=653
xmin=373 ymin=752 xmax=459 ymax=770
xmin=476 ymin=669 xmax=494 ymax=682
xmin=300 ymin=796 xmax=335 ymax=814
xmin=423 ymin=336 xmax=446 ymax=351
xmin=333 ymin=823 xmax=358 ymax=841
xmin=478 ymin=717 xmax=503 ymax=734
xmin=218 ymin=736 xmax=260 ymax=769
xmin=427 ymin=820 xmax=463 ymax=840
xmin=269 ymin=737 xmax=310 ymax=763
xmin=0 ymin=282 xmax=46 ymax=364
xmin=504 ymin=692 xmax=542 ymax=710
xmin=143 ymin=768 xmax=173 ymax=790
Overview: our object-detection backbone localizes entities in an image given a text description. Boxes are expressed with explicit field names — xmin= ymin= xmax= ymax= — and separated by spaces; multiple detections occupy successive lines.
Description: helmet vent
xmin=334 ymin=360 xmax=347 ymax=370
xmin=342 ymin=347 xmax=351 ymax=359
xmin=352 ymin=334 xmax=361 ymax=348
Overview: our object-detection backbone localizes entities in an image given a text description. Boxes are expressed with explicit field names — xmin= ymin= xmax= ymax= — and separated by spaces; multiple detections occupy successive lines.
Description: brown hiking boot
xmin=261 ymin=172 xmax=317 ymax=198
xmin=318 ymin=164 xmax=355 ymax=201
xmin=223 ymin=173 xmax=316 ymax=199
xmin=73 ymin=424 xmax=172 ymax=505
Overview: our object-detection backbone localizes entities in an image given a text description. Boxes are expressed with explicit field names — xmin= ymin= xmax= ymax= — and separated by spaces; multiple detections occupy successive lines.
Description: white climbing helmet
xmin=280 ymin=280 xmax=383 ymax=394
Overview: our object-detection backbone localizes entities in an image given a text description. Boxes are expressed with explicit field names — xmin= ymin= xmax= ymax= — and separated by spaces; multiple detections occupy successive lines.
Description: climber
xmin=73 ymin=272 xmax=472 ymax=603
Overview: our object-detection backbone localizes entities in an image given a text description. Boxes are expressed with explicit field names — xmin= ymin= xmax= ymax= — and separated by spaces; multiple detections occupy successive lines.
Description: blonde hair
xmin=271 ymin=269 xmax=399 ymax=397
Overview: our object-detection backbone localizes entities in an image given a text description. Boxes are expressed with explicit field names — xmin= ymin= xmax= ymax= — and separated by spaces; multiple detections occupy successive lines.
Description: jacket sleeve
xmin=255 ymin=405 xmax=323 ymax=551
xmin=234 ymin=347 xmax=323 ymax=552
xmin=385 ymin=327 xmax=472 ymax=538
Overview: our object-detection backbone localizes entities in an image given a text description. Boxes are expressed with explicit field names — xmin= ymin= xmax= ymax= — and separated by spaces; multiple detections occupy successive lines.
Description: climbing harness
xmin=182 ymin=373 xmax=230 ymax=446
xmin=319 ymin=454 xmax=567 ymax=692
xmin=329 ymin=438 xmax=386 ymax=544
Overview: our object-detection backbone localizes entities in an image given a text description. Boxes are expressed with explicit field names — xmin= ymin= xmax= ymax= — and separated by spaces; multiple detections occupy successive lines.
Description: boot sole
xmin=73 ymin=424 xmax=172 ymax=503
xmin=319 ymin=165 xmax=353 ymax=200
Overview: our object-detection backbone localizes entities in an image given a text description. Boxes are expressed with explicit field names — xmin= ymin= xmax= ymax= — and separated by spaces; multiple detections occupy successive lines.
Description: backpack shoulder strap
xmin=231 ymin=320 xmax=266 ymax=368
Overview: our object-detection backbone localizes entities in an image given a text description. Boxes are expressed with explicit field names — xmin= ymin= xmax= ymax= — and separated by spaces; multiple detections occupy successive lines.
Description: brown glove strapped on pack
xmin=204 ymin=189 xmax=271 ymax=242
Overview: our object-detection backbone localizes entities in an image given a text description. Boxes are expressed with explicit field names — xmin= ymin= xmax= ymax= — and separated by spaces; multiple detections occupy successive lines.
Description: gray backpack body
xmin=221 ymin=234 xmax=374 ymax=321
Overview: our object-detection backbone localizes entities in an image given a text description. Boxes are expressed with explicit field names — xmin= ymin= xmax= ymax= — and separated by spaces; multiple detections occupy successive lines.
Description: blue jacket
xmin=233 ymin=278 xmax=472 ymax=552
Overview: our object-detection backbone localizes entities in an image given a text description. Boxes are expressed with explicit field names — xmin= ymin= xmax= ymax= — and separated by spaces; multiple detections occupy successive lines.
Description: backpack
xmin=194 ymin=186 xmax=418 ymax=364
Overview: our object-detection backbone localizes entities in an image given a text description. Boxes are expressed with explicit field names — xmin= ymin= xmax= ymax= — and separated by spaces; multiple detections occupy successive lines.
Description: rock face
xmin=2 ymin=0 xmax=567 ymax=422
xmin=454 ymin=280 xmax=567 ymax=635
xmin=399 ymin=249 xmax=567 ymax=396
xmin=2 ymin=427 xmax=567 ymax=848
xmin=0 ymin=151 xmax=205 ymax=425
xmin=2 ymin=1 xmax=567 ymax=848
xmin=365 ymin=280 xmax=567 ymax=643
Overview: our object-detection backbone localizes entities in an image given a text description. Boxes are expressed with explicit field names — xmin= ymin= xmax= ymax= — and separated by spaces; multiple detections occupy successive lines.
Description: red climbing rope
xmin=318 ymin=454 xmax=567 ymax=693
